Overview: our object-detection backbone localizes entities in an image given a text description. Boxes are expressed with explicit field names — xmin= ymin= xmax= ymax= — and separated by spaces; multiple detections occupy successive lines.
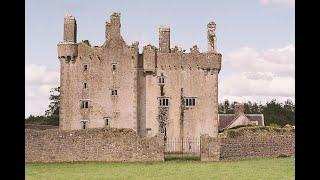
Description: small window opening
xmin=185 ymin=98 xmax=196 ymax=107
xmin=112 ymin=64 xmax=116 ymax=71
xmin=158 ymin=74 xmax=165 ymax=85
xmin=81 ymin=101 xmax=89 ymax=109
xmin=104 ymin=117 xmax=110 ymax=127
xmin=81 ymin=121 xmax=87 ymax=129
xmin=111 ymin=89 xmax=118 ymax=96
xmin=83 ymin=82 xmax=88 ymax=89
xmin=84 ymin=64 xmax=88 ymax=71
xmin=159 ymin=98 xmax=169 ymax=107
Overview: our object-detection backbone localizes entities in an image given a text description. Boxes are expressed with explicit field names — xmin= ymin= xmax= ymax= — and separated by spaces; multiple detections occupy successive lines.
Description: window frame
xmin=157 ymin=73 xmax=166 ymax=85
xmin=158 ymin=97 xmax=170 ymax=107
xmin=111 ymin=62 xmax=118 ymax=72
xmin=80 ymin=99 xmax=90 ymax=109
xmin=83 ymin=81 xmax=88 ymax=89
xmin=80 ymin=120 xmax=89 ymax=129
xmin=84 ymin=64 xmax=88 ymax=71
xmin=184 ymin=97 xmax=197 ymax=107
xmin=104 ymin=117 xmax=111 ymax=127
xmin=111 ymin=89 xmax=118 ymax=96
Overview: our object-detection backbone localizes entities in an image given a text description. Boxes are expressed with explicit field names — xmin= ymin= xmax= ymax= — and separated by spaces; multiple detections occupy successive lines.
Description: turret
xmin=159 ymin=26 xmax=170 ymax=53
xmin=58 ymin=15 xmax=78 ymax=62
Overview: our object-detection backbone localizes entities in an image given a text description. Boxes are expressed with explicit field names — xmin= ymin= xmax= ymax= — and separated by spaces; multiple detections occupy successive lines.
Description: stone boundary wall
xmin=26 ymin=128 xmax=164 ymax=163
xmin=200 ymin=134 xmax=220 ymax=161
xmin=219 ymin=126 xmax=295 ymax=161
xmin=25 ymin=124 xmax=59 ymax=130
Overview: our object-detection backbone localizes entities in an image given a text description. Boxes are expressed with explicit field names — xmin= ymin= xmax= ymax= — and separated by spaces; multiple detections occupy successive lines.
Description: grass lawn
xmin=26 ymin=157 xmax=294 ymax=180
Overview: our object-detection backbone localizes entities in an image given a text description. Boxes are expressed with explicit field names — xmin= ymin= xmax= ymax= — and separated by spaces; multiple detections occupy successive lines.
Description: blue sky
xmin=25 ymin=0 xmax=295 ymax=117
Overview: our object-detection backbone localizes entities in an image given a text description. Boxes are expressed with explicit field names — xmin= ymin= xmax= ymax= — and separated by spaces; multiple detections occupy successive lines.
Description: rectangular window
xmin=81 ymin=101 xmax=89 ymax=109
xmin=83 ymin=82 xmax=88 ymax=89
xmin=81 ymin=121 xmax=88 ymax=129
xmin=104 ymin=117 xmax=110 ymax=127
xmin=112 ymin=64 xmax=116 ymax=71
xmin=159 ymin=98 xmax=169 ymax=107
xmin=111 ymin=89 xmax=118 ymax=96
xmin=158 ymin=76 xmax=165 ymax=84
xmin=185 ymin=98 xmax=196 ymax=107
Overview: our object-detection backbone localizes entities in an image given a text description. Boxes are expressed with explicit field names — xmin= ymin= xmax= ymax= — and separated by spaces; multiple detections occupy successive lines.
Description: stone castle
xmin=57 ymin=12 xmax=222 ymax=139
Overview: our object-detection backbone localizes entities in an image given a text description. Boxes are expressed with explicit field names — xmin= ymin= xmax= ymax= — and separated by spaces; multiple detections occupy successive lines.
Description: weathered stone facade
xmin=25 ymin=128 xmax=164 ymax=162
xmin=58 ymin=12 xmax=222 ymax=139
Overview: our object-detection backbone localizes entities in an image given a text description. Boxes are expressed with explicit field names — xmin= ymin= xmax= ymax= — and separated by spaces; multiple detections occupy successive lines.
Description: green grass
xmin=26 ymin=157 xmax=294 ymax=180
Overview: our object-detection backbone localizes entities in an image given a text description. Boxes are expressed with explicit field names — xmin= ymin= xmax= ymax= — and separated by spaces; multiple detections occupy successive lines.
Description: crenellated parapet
xmin=142 ymin=45 xmax=221 ymax=73
xmin=156 ymin=51 xmax=221 ymax=72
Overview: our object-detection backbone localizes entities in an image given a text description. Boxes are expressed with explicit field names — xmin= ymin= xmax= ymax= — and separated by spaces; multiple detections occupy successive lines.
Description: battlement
xmin=156 ymin=51 xmax=221 ymax=71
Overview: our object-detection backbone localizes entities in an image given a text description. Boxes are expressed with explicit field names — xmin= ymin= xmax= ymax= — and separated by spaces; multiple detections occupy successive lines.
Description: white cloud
xmin=219 ymin=44 xmax=295 ymax=104
xmin=260 ymin=0 xmax=295 ymax=8
xmin=25 ymin=64 xmax=59 ymax=117
xmin=25 ymin=64 xmax=59 ymax=85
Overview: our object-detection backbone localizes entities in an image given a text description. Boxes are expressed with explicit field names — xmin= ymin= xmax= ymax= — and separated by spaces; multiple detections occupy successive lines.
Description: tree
xmin=25 ymin=86 xmax=60 ymax=126
xmin=218 ymin=99 xmax=295 ymax=126
xmin=45 ymin=86 xmax=60 ymax=117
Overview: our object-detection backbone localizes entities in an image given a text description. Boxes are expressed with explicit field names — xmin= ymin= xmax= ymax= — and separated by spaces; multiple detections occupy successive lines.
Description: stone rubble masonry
xmin=200 ymin=134 xmax=220 ymax=161
xmin=219 ymin=127 xmax=295 ymax=161
xmin=25 ymin=124 xmax=58 ymax=131
xmin=25 ymin=128 xmax=164 ymax=163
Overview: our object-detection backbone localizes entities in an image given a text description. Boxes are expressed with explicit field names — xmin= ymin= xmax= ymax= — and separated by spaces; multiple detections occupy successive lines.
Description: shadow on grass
xmin=164 ymin=153 xmax=200 ymax=161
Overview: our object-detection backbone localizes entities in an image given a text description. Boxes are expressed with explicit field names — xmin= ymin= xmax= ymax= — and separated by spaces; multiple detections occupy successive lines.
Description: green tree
xmin=25 ymin=86 xmax=60 ymax=126
xmin=218 ymin=99 xmax=295 ymax=126
xmin=45 ymin=86 xmax=60 ymax=117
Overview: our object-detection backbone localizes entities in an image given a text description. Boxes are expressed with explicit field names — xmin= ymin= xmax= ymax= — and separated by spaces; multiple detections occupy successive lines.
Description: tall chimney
xmin=63 ymin=15 xmax=77 ymax=43
xmin=105 ymin=12 xmax=121 ymax=40
xmin=159 ymin=26 xmax=170 ymax=53
xmin=234 ymin=103 xmax=245 ymax=117
xmin=207 ymin=21 xmax=216 ymax=52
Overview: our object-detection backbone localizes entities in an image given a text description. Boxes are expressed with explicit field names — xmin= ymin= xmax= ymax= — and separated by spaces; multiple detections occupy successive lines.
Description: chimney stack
xmin=63 ymin=15 xmax=77 ymax=43
xmin=234 ymin=103 xmax=245 ymax=117
xmin=159 ymin=26 xmax=170 ymax=53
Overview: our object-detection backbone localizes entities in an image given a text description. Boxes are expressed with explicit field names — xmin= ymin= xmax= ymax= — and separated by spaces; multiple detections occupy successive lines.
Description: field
xmin=26 ymin=157 xmax=294 ymax=180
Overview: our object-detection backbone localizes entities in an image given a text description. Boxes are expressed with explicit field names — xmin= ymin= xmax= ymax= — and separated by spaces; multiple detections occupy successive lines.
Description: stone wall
xmin=200 ymin=134 xmax=220 ymax=161
xmin=219 ymin=126 xmax=295 ymax=160
xmin=25 ymin=124 xmax=58 ymax=130
xmin=25 ymin=128 xmax=164 ymax=163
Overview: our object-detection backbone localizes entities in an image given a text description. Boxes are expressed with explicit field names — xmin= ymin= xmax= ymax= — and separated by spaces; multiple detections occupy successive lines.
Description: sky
xmin=25 ymin=0 xmax=295 ymax=117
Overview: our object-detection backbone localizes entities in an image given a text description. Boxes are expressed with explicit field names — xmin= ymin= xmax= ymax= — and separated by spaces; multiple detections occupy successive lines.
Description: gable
xmin=219 ymin=114 xmax=264 ymax=130
xmin=227 ymin=115 xmax=253 ymax=129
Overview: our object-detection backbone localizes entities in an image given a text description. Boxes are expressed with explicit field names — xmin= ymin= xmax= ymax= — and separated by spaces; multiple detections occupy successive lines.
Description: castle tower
xmin=207 ymin=21 xmax=217 ymax=52
xmin=63 ymin=15 xmax=77 ymax=43
xmin=57 ymin=15 xmax=78 ymax=130
xmin=159 ymin=26 xmax=170 ymax=53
